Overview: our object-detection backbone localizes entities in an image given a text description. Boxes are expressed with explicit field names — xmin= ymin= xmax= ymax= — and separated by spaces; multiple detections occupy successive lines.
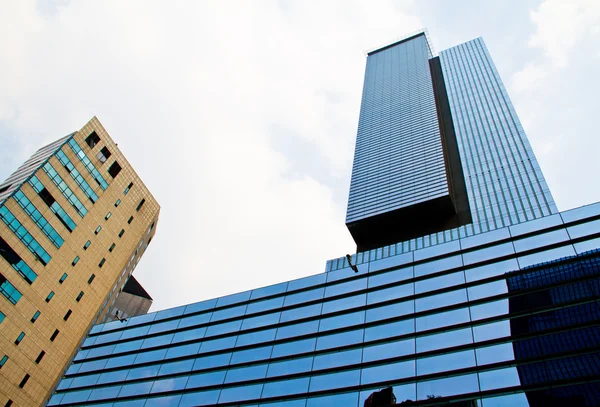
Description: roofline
xmin=367 ymin=32 xmax=426 ymax=56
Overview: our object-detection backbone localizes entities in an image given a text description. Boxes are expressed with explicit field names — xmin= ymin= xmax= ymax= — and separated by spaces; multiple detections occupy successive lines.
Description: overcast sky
xmin=1 ymin=0 xmax=599 ymax=312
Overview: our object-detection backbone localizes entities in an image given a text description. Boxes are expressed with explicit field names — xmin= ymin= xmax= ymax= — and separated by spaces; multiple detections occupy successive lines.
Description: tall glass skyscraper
xmin=48 ymin=33 xmax=600 ymax=407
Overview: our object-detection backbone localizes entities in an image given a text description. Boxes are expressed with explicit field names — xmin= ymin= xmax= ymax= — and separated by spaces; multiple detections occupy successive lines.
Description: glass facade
xmin=51 ymin=203 xmax=600 ymax=406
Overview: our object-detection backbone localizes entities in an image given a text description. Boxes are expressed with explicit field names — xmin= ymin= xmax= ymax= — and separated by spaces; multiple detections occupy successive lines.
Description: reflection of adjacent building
xmin=105 ymin=275 xmax=153 ymax=323
xmin=508 ymin=249 xmax=600 ymax=406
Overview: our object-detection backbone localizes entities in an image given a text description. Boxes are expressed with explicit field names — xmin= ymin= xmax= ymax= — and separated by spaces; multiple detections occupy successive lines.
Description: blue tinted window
xmin=236 ymin=328 xmax=276 ymax=347
xmin=470 ymin=299 xmax=508 ymax=321
xmin=465 ymin=259 xmax=518 ymax=282
xmin=416 ymin=373 xmax=479 ymax=399
xmin=368 ymin=266 xmax=413 ymax=288
xmin=141 ymin=333 xmax=173 ymax=349
xmin=481 ymin=392 xmax=530 ymax=407
xmin=246 ymin=297 xmax=284 ymax=314
xmin=97 ymin=369 xmax=128 ymax=385
xmin=280 ymin=304 xmax=322 ymax=323
xmin=284 ymin=287 xmax=324 ymax=307
xmin=205 ymin=320 xmax=242 ymax=337
xmin=364 ymin=320 xmax=414 ymax=342
xmin=363 ymin=338 xmax=414 ymax=362
xmin=173 ymin=327 xmax=206 ymax=343
xmin=150 ymin=376 xmax=189 ymax=393
xmin=87 ymin=345 xmax=115 ymax=358
xmin=133 ymin=349 xmax=167 ymax=364
xmin=148 ymin=319 xmax=179 ymax=335
xmin=479 ymin=367 xmax=521 ymax=391
xmin=179 ymin=389 xmax=221 ymax=407
xmin=476 ymin=343 xmax=515 ymax=366
xmin=118 ymin=381 xmax=153 ymax=397
xmin=262 ymin=377 xmax=310 ymax=398
xmin=105 ymin=354 xmax=135 ymax=369
xmin=186 ymin=370 xmax=227 ymax=389
xmin=241 ymin=312 xmax=281 ymax=330
xmin=367 ymin=283 xmax=414 ymax=304
xmin=87 ymin=385 xmax=121 ymax=401
xmin=276 ymin=320 xmax=319 ymax=340
xmin=361 ymin=360 xmax=415 ymax=385
xmin=415 ymin=271 xmax=464 ymax=294
xmin=60 ymin=389 xmax=92 ymax=404
xmin=165 ymin=343 xmax=200 ymax=359
xmin=468 ymin=280 xmax=507 ymax=301
xmin=415 ymin=288 xmax=467 ymax=312
xmin=322 ymin=294 xmax=365 ymax=314
xmin=127 ymin=364 xmax=160 ymax=381
xmin=414 ymin=254 xmax=462 ymax=277
xmin=306 ymin=392 xmax=358 ymax=407
xmin=272 ymin=338 xmax=316 ymax=358
xmin=193 ymin=353 xmax=231 ymax=371
xmin=78 ymin=359 xmax=108 ymax=373
xmin=360 ymin=384 xmax=415 ymax=407
xmin=225 ymin=364 xmax=268 ymax=383
xmin=113 ymin=339 xmax=143 ymax=354
xmin=417 ymin=349 xmax=476 ymax=375
xmin=211 ymin=304 xmax=247 ymax=322
xmin=462 ymin=242 xmax=515 ymax=265
xmin=517 ymin=245 xmax=576 ymax=268
xmin=309 ymin=369 xmax=361 ymax=392
xmin=416 ymin=327 xmax=473 ymax=353
xmin=313 ymin=348 xmax=362 ymax=370
xmin=70 ymin=374 xmax=100 ymax=388
xmin=154 ymin=305 xmax=186 ymax=321
xmin=324 ymin=278 xmax=367 ymax=297
xmin=473 ymin=320 xmax=511 ymax=342
xmin=145 ymin=395 xmax=182 ymax=406
xmin=120 ymin=325 xmax=150 ymax=340
xmin=199 ymin=336 xmax=237 ymax=353
xmin=366 ymin=301 xmax=413 ymax=323
xmin=218 ymin=383 xmax=264 ymax=404
xmin=316 ymin=329 xmax=364 ymax=351
xmin=178 ymin=313 xmax=212 ymax=329
xmin=319 ymin=311 xmax=365 ymax=332
xmin=230 ymin=344 xmax=273 ymax=364
xmin=416 ymin=307 xmax=470 ymax=331
xmin=267 ymin=356 xmax=314 ymax=378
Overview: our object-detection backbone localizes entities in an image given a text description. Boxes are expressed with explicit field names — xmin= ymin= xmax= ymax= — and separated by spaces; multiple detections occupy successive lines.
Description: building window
xmin=42 ymin=162 xmax=88 ymax=217
xmin=55 ymin=150 xmax=99 ymax=203
xmin=0 ymin=311 xmax=4 ymax=324
xmin=85 ymin=131 xmax=100 ymax=148
xmin=31 ymin=311 xmax=40 ymax=323
xmin=115 ymin=199 xmax=121 ymax=207
xmin=5 ymin=400 xmax=13 ymax=407
xmin=118 ymin=229 xmax=125 ymax=238
xmin=97 ymin=146 xmax=112 ymax=163
xmin=136 ymin=199 xmax=146 ymax=211
xmin=0 ymin=236 xmax=38 ymax=285
xmin=94 ymin=225 xmax=102 ymax=235
xmin=29 ymin=176 xmax=77 ymax=232
xmin=50 ymin=329 xmax=59 ymax=341
xmin=0 ymin=206 xmax=52 ymax=265
xmin=109 ymin=243 xmax=116 ymax=252
xmin=67 ymin=139 xmax=109 ymax=190
xmin=35 ymin=351 xmax=45 ymax=364
xmin=1 ymin=274 xmax=23 ymax=305
xmin=13 ymin=190 xmax=64 ymax=248
xmin=124 ymin=182 xmax=133 ymax=195
xmin=72 ymin=256 xmax=80 ymax=266
xmin=0 ymin=355 xmax=8 ymax=368
xmin=64 ymin=310 xmax=72 ymax=321
xmin=45 ymin=291 xmax=54 ymax=303
xmin=127 ymin=216 xmax=134 ymax=224
xmin=58 ymin=273 xmax=68 ymax=284
xmin=108 ymin=161 xmax=122 ymax=178
xmin=18 ymin=374 xmax=30 ymax=389
xmin=99 ymin=258 xmax=106 ymax=268
xmin=105 ymin=212 xmax=112 ymax=220
xmin=15 ymin=332 xmax=25 ymax=345
xmin=88 ymin=274 xmax=95 ymax=284
xmin=76 ymin=291 xmax=84 ymax=302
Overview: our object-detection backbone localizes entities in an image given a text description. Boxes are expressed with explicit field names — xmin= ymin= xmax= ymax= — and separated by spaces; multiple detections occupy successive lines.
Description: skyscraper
xmin=49 ymin=33 xmax=600 ymax=406
xmin=0 ymin=117 xmax=160 ymax=406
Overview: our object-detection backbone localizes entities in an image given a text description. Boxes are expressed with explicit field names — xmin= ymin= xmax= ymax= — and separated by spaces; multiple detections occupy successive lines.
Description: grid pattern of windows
xmin=0 ymin=236 xmax=38 ymax=284
xmin=439 ymin=38 xmax=557 ymax=231
xmin=0 ymin=205 xmax=51 ymax=265
xmin=347 ymin=34 xmax=447 ymax=223
xmin=67 ymin=138 xmax=109 ymax=190
xmin=29 ymin=175 xmax=77 ymax=232
xmin=0 ymin=274 xmax=22 ymax=305
xmin=51 ymin=210 xmax=600 ymax=406
xmin=13 ymin=190 xmax=64 ymax=248
xmin=56 ymin=150 xmax=99 ymax=203
xmin=42 ymin=162 xmax=88 ymax=217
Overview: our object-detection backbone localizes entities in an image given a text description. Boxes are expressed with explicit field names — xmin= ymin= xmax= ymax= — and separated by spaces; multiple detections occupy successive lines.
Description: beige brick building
xmin=0 ymin=117 xmax=160 ymax=406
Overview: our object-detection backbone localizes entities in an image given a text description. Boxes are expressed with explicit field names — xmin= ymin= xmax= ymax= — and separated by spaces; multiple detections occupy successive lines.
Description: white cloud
xmin=0 ymin=0 xmax=422 ymax=310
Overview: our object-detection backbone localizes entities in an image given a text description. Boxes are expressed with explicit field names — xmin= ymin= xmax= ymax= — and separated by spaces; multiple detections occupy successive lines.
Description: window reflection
xmin=416 ymin=373 xmax=479 ymax=399
xmin=361 ymin=360 xmax=415 ymax=384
